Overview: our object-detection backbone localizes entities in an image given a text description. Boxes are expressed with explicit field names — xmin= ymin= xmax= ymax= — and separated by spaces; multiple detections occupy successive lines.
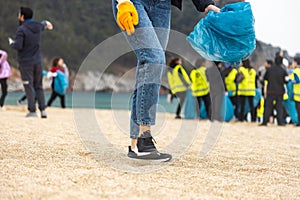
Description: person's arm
xmin=283 ymin=70 xmax=289 ymax=83
xmin=10 ymin=28 xmax=24 ymax=50
xmin=0 ymin=50 xmax=8 ymax=64
xmin=62 ymin=64 xmax=69 ymax=78
xmin=263 ymin=68 xmax=269 ymax=81
xmin=181 ymin=67 xmax=192 ymax=85
xmin=192 ymin=0 xmax=220 ymax=13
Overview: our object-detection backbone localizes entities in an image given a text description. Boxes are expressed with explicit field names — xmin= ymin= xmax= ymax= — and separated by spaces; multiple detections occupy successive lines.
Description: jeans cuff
xmin=136 ymin=119 xmax=155 ymax=126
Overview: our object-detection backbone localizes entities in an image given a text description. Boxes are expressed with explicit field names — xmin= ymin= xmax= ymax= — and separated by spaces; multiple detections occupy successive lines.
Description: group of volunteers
xmin=2 ymin=0 xmax=297 ymax=164
xmin=167 ymin=52 xmax=300 ymax=127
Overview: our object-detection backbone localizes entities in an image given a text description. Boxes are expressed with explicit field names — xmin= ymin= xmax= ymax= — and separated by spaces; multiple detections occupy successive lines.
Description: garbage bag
xmin=187 ymin=2 xmax=256 ymax=66
xmin=184 ymin=89 xmax=197 ymax=119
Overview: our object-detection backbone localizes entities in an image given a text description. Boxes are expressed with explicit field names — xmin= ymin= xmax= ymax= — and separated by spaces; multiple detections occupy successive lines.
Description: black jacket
xmin=11 ymin=20 xmax=45 ymax=67
xmin=171 ymin=0 xmax=214 ymax=12
xmin=264 ymin=65 xmax=288 ymax=95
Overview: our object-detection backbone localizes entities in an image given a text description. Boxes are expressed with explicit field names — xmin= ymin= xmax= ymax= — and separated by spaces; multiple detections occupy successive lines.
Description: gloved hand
xmin=116 ymin=1 xmax=139 ymax=35
xmin=45 ymin=20 xmax=53 ymax=30
xmin=42 ymin=20 xmax=53 ymax=30
xmin=8 ymin=37 xmax=14 ymax=45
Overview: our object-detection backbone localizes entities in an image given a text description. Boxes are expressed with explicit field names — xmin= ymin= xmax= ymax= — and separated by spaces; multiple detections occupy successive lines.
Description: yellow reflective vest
xmin=224 ymin=68 xmax=238 ymax=96
xmin=257 ymin=98 xmax=264 ymax=118
xmin=290 ymin=68 xmax=300 ymax=102
xmin=190 ymin=66 xmax=209 ymax=97
xmin=238 ymin=66 xmax=256 ymax=96
xmin=167 ymin=64 xmax=191 ymax=94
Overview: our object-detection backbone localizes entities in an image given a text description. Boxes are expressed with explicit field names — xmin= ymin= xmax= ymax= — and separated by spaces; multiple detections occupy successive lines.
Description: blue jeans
xmin=112 ymin=0 xmax=171 ymax=138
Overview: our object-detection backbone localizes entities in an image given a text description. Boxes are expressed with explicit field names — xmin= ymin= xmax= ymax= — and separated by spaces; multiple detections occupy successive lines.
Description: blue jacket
xmin=10 ymin=20 xmax=46 ymax=67
xmin=54 ymin=71 xmax=69 ymax=95
xmin=172 ymin=0 xmax=214 ymax=12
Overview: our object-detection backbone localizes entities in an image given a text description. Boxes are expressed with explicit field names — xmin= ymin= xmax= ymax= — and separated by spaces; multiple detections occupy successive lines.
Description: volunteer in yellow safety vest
xmin=237 ymin=59 xmax=257 ymax=122
xmin=291 ymin=57 xmax=300 ymax=126
xmin=167 ymin=57 xmax=191 ymax=119
xmin=190 ymin=64 xmax=211 ymax=119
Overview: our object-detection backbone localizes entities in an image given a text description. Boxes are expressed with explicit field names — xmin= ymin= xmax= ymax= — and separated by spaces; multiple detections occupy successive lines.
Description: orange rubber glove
xmin=117 ymin=1 xmax=139 ymax=35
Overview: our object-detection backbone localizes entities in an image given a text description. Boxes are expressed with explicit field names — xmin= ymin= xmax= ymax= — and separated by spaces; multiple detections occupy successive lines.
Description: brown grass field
xmin=0 ymin=107 xmax=300 ymax=199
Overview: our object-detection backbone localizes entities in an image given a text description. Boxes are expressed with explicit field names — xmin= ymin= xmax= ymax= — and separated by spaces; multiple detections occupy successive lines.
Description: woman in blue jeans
xmin=112 ymin=0 xmax=220 ymax=161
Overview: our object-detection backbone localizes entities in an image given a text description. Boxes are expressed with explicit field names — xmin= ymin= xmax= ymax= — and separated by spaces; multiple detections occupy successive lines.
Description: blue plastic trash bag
xmin=242 ymin=88 xmax=262 ymax=114
xmin=199 ymin=101 xmax=208 ymax=119
xmin=184 ymin=89 xmax=197 ymax=119
xmin=283 ymin=99 xmax=298 ymax=125
xmin=222 ymin=95 xmax=234 ymax=122
xmin=283 ymin=81 xmax=298 ymax=124
xmin=187 ymin=2 xmax=256 ymax=66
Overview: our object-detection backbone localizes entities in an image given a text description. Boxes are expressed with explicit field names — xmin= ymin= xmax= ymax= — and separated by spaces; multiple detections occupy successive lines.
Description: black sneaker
xmin=175 ymin=115 xmax=182 ymax=119
xmin=127 ymin=131 xmax=172 ymax=162
xmin=137 ymin=130 xmax=158 ymax=153
xmin=259 ymin=123 xmax=267 ymax=126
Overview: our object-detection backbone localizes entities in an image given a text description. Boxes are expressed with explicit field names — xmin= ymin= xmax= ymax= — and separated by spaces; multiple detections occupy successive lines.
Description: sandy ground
xmin=0 ymin=106 xmax=300 ymax=199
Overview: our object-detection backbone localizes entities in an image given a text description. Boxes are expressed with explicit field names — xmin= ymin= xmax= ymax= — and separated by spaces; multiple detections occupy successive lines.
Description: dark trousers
xmin=20 ymin=65 xmax=46 ymax=112
xmin=47 ymin=91 xmax=66 ymax=108
xmin=295 ymin=101 xmax=300 ymax=126
xmin=239 ymin=95 xmax=255 ymax=122
xmin=175 ymin=91 xmax=186 ymax=117
xmin=262 ymin=94 xmax=284 ymax=125
xmin=0 ymin=78 xmax=8 ymax=107
xmin=210 ymin=93 xmax=224 ymax=121
xmin=229 ymin=95 xmax=238 ymax=118
xmin=195 ymin=94 xmax=211 ymax=120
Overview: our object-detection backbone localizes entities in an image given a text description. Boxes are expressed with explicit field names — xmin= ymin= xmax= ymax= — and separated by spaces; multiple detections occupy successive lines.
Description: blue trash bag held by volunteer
xmin=54 ymin=71 xmax=69 ymax=95
xmin=283 ymin=81 xmax=298 ymax=124
xmin=222 ymin=95 xmax=234 ymax=122
xmin=187 ymin=2 xmax=256 ymax=66
xmin=200 ymin=95 xmax=234 ymax=121
xmin=243 ymin=88 xmax=262 ymax=114
xmin=184 ymin=89 xmax=197 ymax=119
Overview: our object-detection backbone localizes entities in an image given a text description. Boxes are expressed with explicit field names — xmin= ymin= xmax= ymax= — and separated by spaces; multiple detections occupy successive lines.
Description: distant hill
xmin=0 ymin=0 xmax=293 ymax=73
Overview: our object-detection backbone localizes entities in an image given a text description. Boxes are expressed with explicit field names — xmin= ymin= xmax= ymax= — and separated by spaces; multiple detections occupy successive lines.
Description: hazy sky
xmin=249 ymin=0 xmax=300 ymax=56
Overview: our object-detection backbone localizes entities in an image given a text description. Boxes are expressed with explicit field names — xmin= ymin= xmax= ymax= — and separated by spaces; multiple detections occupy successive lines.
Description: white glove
xmin=47 ymin=72 xmax=57 ymax=79
xmin=285 ymin=76 xmax=290 ymax=82
xmin=8 ymin=37 xmax=14 ymax=45
xmin=45 ymin=20 xmax=53 ymax=30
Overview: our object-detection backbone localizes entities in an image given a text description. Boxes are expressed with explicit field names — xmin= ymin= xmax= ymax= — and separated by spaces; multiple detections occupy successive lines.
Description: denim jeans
xmin=112 ymin=0 xmax=171 ymax=138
